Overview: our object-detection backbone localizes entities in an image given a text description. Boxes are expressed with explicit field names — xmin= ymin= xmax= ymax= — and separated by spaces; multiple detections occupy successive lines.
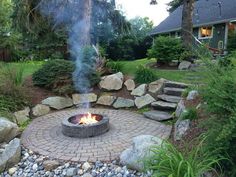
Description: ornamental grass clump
xmin=134 ymin=65 xmax=157 ymax=84
xmin=145 ymin=138 xmax=222 ymax=177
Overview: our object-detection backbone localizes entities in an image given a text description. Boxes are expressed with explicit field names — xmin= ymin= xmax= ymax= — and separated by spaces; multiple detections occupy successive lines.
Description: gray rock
xmin=148 ymin=78 xmax=166 ymax=94
xmin=131 ymin=84 xmax=147 ymax=96
xmin=82 ymin=173 xmax=93 ymax=177
xmin=32 ymin=104 xmax=50 ymax=117
xmin=186 ymin=90 xmax=199 ymax=101
xmin=113 ymin=98 xmax=134 ymax=108
xmin=174 ymin=119 xmax=190 ymax=141
xmin=178 ymin=61 xmax=191 ymax=70
xmin=99 ymin=72 xmax=124 ymax=91
xmin=157 ymin=94 xmax=182 ymax=103
xmin=164 ymin=87 xmax=185 ymax=96
xmin=175 ymin=100 xmax=186 ymax=118
xmin=124 ymin=79 xmax=135 ymax=91
xmin=0 ymin=117 xmax=19 ymax=143
xmin=8 ymin=167 xmax=17 ymax=175
xmin=0 ymin=138 xmax=21 ymax=173
xmin=72 ymin=93 xmax=97 ymax=105
xmin=134 ymin=94 xmax=155 ymax=109
xmin=66 ymin=168 xmax=77 ymax=176
xmin=96 ymin=95 xmax=116 ymax=106
xmin=165 ymin=81 xmax=189 ymax=89
xmin=13 ymin=107 xmax=30 ymax=125
xmin=43 ymin=160 xmax=60 ymax=171
xmin=143 ymin=111 xmax=173 ymax=121
xmin=151 ymin=101 xmax=177 ymax=111
xmin=120 ymin=135 xmax=163 ymax=171
xmin=82 ymin=162 xmax=91 ymax=171
xmin=42 ymin=96 xmax=73 ymax=110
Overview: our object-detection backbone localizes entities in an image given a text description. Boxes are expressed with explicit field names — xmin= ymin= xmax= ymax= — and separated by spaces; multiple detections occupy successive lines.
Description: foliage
xmin=227 ymin=32 xmax=236 ymax=52
xmin=106 ymin=17 xmax=153 ymax=60
xmin=106 ymin=62 xmax=124 ymax=73
xmin=199 ymin=56 xmax=236 ymax=175
xmin=145 ymin=139 xmax=222 ymax=177
xmin=134 ymin=65 xmax=157 ymax=84
xmin=0 ymin=63 xmax=29 ymax=113
xmin=181 ymin=107 xmax=198 ymax=121
xmin=32 ymin=59 xmax=74 ymax=94
xmin=167 ymin=0 xmax=183 ymax=12
xmin=147 ymin=36 xmax=184 ymax=63
xmin=179 ymin=50 xmax=198 ymax=62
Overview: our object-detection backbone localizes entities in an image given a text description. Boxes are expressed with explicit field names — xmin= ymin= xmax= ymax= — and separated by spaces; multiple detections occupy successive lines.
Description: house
xmin=150 ymin=0 xmax=236 ymax=53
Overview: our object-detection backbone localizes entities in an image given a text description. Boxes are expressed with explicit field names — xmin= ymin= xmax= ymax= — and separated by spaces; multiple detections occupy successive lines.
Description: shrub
xmin=106 ymin=62 xmax=124 ymax=73
xmin=32 ymin=59 xmax=74 ymax=94
xmin=33 ymin=59 xmax=101 ymax=94
xmin=179 ymin=50 xmax=198 ymax=62
xmin=0 ymin=63 xmax=29 ymax=113
xmin=145 ymin=139 xmax=222 ymax=177
xmin=181 ymin=107 xmax=198 ymax=121
xmin=134 ymin=65 xmax=157 ymax=84
xmin=147 ymin=36 xmax=184 ymax=63
xmin=199 ymin=56 xmax=236 ymax=175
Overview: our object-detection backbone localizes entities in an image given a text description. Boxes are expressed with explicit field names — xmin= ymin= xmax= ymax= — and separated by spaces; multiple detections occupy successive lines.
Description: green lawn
xmin=114 ymin=58 xmax=201 ymax=83
xmin=1 ymin=61 xmax=44 ymax=79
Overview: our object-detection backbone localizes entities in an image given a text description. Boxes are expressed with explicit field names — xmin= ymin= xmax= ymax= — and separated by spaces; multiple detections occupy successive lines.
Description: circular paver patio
xmin=22 ymin=108 xmax=172 ymax=162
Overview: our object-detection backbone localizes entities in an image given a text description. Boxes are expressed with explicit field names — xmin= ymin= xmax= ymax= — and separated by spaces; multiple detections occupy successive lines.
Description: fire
xmin=79 ymin=113 xmax=98 ymax=125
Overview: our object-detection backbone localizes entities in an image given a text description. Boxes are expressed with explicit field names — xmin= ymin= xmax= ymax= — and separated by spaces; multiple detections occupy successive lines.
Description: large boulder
xmin=131 ymin=84 xmax=147 ymax=96
xmin=135 ymin=94 xmax=156 ymax=109
xmin=0 ymin=118 xmax=19 ymax=143
xmin=0 ymin=138 xmax=21 ymax=173
xmin=72 ymin=93 xmax=97 ymax=105
xmin=96 ymin=95 xmax=116 ymax=106
xmin=13 ymin=107 xmax=30 ymax=125
xmin=120 ymin=135 xmax=163 ymax=171
xmin=32 ymin=104 xmax=50 ymax=117
xmin=178 ymin=61 xmax=191 ymax=70
xmin=113 ymin=97 xmax=134 ymax=108
xmin=148 ymin=78 xmax=166 ymax=94
xmin=124 ymin=79 xmax=135 ymax=91
xmin=42 ymin=96 xmax=73 ymax=110
xmin=99 ymin=72 xmax=124 ymax=91
xmin=174 ymin=119 xmax=190 ymax=141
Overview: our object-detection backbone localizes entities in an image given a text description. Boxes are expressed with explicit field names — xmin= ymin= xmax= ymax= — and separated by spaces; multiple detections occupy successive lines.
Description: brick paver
xmin=22 ymin=108 xmax=172 ymax=162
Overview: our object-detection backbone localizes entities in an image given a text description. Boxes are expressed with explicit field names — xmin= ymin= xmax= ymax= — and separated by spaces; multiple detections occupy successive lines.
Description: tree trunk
xmin=181 ymin=0 xmax=194 ymax=49
xmin=79 ymin=0 xmax=92 ymax=46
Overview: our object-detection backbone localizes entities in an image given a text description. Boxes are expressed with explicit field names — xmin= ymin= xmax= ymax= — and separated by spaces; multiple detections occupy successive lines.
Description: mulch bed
xmin=24 ymin=76 xmax=55 ymax=105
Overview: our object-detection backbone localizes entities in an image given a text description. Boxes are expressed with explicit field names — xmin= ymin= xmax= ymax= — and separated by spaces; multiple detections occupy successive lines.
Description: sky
xmin=116 ymin=0 xmax=172 ymax=26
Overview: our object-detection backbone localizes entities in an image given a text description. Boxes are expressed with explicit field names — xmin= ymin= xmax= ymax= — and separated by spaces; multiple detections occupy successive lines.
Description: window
xmin=198 ymin=26 xmax=213 ymax=39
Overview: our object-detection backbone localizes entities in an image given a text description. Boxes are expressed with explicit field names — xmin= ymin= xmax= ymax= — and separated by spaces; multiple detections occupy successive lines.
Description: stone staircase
xmin=143 ymin=81 xmax=188 ymax=122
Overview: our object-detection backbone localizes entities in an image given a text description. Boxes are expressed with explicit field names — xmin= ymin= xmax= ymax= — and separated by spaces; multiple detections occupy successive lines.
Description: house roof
xmin=150 ymin=0 xmax=236 ymax=35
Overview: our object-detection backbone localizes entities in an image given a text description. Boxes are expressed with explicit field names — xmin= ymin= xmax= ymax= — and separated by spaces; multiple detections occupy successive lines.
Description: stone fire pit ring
xmin=62 ymin=114 xmax=109 ymax=138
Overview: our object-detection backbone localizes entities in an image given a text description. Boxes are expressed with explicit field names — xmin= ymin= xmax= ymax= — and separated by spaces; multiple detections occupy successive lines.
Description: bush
xmin=0 ymin=63 xmax=29 ymax=113
xmin=179 ymin=50 xmax=198 ymax=62
xmin=134 ymin=65 xmax=157 ymax=84
xmin=181 ymin=107 xmax=198 ymax=121
xmin=199 ymin=56 xmax=236 ymax=175
xmin=106 ymin=62 xmax=124 ymax=73
xmin=32 ymin=59 xmax=74 ymax=94
xmin=147 ymin=36 xmax=184 ymax=63
xmin=33 ymin=59 xmax=101 ymax=94
xmin=145 ymin=139 xmax=221 ymax=177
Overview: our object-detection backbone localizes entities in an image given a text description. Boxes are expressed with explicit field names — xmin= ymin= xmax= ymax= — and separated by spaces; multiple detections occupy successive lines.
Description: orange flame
xmin=79 ymin=113 xmax=98 ymax=125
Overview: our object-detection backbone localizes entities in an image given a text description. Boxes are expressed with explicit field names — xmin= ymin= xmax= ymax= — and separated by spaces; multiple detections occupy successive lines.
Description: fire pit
xmin=62 ymin=113 xmax=109 ymax=138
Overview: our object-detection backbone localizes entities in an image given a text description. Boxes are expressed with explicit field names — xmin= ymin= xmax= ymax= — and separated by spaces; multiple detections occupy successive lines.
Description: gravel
xmin=0 ymin=147 xmax=151 ymax=177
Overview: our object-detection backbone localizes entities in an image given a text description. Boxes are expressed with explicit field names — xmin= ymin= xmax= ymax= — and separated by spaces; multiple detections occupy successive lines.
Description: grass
xmin=113 ymin=58 xmax=200 ymax=83
xmin=1 ymin=61 xmax=45 ymax=79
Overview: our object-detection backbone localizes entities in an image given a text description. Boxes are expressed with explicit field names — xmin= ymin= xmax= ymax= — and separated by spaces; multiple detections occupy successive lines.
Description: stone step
xmin=143 ymin=110 xmax=173 ymax=121
xmin=164 ymin=81 xmax=189 ymax=89
xmin=157 ymin=94 xmax=182 ymax=103
xmin=164 ymin=87 xmax=185 ymax=96
xmin=151 ymin=101 xmax=177 ymax=111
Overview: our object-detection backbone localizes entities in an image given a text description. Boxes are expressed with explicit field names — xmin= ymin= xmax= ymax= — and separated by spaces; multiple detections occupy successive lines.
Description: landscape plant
xmin=147 ymin=36 xmax=184 ymax=64
xmin=134 ymin=65 xmax=157 ymax=84
xmin=145 ymin=138 xmax=222 ymax=177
